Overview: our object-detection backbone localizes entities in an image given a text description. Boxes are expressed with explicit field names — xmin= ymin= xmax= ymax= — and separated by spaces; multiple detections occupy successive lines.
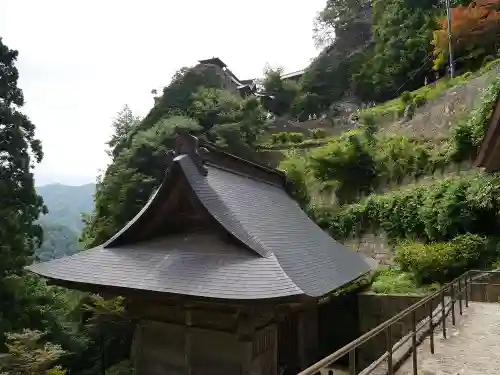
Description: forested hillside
xmin=32 ymin=184 xmax=95 ymax=261
xmin=3 ymin=1 xmax=500 ymax=374
xmin=37 ymin=183 xmax=95 ymax=232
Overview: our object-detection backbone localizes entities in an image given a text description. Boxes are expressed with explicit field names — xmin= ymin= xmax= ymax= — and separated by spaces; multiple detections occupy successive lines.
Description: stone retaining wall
xmin=356 ymin=293 xmax=425 ymax=370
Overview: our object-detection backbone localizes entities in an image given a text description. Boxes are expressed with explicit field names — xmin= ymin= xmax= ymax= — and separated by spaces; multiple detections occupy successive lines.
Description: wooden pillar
xmin=185 ymin=310 xmax=192 ymax=375
xmin=237 ymin=311 xmax=255 ymax=375
xmin=297 ymin=306 xmax=319 ymax=369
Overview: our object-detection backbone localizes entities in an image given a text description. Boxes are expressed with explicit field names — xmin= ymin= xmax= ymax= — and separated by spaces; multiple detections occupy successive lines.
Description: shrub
xmin=413 ymin=94 xmax=427 ymax=107
xmin=279 ymin=151 xmax=311 ymax=206
xmin=288 ymin=132 xmax=304 ymax=143
xmin=311 ymin=128 xmax=327 ymax=139
xmin=461 ymin=71 xmax=473 ymax=81
xmin=309 ymin=131 xmax=377 ymax=203
xmin=400 ymin=91 xmax=413 ymax=105
xmin=371 ymin=267 xmax=440 ymax=295
xmin=403 ymin=102 xmax=416 ymax=120
xmin=360 ymin=112 xmax=377 ymax=138
xmin=270 ymin=132 xmax=290 ymax=144
xmin=395 ymin=234 xmax=488 ymax=283
xmin=321 ymin=172 xmax=500 ymax=242
xmin=450 ymin=77 xmax=500 ymax=161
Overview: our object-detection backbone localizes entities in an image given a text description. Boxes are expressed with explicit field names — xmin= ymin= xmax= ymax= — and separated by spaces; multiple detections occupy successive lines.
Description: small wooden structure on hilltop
xmin=28 ymin=131 xmax=374 ymax=375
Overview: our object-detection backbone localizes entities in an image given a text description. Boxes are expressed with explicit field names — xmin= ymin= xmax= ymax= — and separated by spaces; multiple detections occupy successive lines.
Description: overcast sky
xmin=1 ymin=0 xmax=324 ymax=186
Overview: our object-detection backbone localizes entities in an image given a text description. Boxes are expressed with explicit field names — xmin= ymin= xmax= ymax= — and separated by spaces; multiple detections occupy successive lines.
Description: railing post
xmin=450 ymin=282 xmax=456 ymax=326
xmin=464 ymin=273 xmax=469 ymax=307
xmin=412 ymin=310 xmax=418 ymax=375
xmin=441 ymin=291 xmax=447 ymax=339
xmin=349 ymin=349 xmax=356 ymax=375
xmin=386 ymin=326 xmax=393 ymax=375
xmin=428 ymin=300 xmax=435 ymax=354
xmin=458 ymin=278 xmax=463 ymax=315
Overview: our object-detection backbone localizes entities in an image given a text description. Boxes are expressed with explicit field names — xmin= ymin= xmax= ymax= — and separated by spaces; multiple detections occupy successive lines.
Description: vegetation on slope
xmin=264 ymin=0 xmax=500 ymax=122
xmin=82 ymin=85 xmax=269 ymax=248
xmin=279 ymin=77 xmax=500 ymax=294
xmin=281 ymin=77 xmax=500 ymax=205
xmin=36 ymin=183 xmax=95 ymax=231
xmin=37 ymin=223 xmax=82 ymax=262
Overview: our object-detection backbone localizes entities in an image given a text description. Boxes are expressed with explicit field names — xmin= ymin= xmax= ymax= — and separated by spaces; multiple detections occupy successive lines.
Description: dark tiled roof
xmin=27 ymin=143 xmax=374 ymax=300
xmin=281 ymin=70 xmax=305 ymax=80
xmin=182 ymin=157 xmax=373 ymax=297
xmin=28 ymin=234 xmax=302 ymax=300
xmin=199 ymin=57 xmax=227 ymax=69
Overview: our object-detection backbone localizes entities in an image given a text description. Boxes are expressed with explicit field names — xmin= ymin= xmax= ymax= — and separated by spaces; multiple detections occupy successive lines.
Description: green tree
xmin=260 ymin=67 xmax=300 ymax=116
xmin=353 ymin=0 xmax=438 ymax=101
xmin=83 ymin=64 xmax=268 ymax=248
xmin=189 ymin=87 xmax=242 ymax=128
xmin=209 ymin=96 xmax=268 ymax=157
xmin=82 ymin=115 xmax=201 ymax=247
xmin=141 ymin=64 xmax=222 ymax=130
xmin=0 ymin=37 xmax=45 ymax=278
xmin=314 ymin=0 xmax=372 ymax=49
xmin=107 ymin=105 xmax=140 ymax=159
xmin=298 ymin=47 xmax=362 ymax=116
xmin=0 ymin=329 xmax=66 ymax=375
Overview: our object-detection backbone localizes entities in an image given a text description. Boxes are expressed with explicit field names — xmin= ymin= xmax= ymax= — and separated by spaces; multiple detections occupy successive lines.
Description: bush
xmin=450 ymin=77 xmax=500 ymax=161
xmin=270 ymin=132 xmax=304 ymax=144
xmin=461 ymin=71 xmax=473 ymax=81
xmin=400 ymin=91 xmax=413 ymax=105
xmin=395 ymin=235 xmax=488 ymax=283
xmin=371 ymin=267 xmax=440 ymax=295
xmin=288 ymin=132 xmax=304 ymax=143
xmin=279 ymin=151 xmax=311 ymax=206
xmin=321 ymin=172 xmax=500 ymax=242
xmin=413 ymin=94 xmax=427 ymax=107
xmin=309 ymin=131 xmax=377 ymax=203
xmin=311 ymin=128 xmax=327 ymax=139
xmin=270 ymin=132 xmax=290 ymax=144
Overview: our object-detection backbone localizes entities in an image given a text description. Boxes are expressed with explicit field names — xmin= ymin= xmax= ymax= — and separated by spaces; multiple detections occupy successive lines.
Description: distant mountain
xmin=37 ymin=223 xmax=83 ymax=262
xmin=37 ymin=183 xmax=96 ymax=232
xmin=35 ymin=183 xmax=95 ymax=261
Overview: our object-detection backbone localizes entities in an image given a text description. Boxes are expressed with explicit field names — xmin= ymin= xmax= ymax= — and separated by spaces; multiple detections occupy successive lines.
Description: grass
xmin=370 ymin=267 xmax=441 ymax=295
xmin=361 ymin=58 xmax=500 ymax=120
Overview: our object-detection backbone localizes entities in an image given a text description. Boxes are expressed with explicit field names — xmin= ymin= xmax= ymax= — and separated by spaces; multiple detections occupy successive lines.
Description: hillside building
xmin=28 ymin=131 xmax=374 ymax=375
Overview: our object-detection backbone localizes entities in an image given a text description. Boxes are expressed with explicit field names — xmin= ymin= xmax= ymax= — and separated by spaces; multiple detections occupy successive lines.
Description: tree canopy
xmin=82 ymin=64 xmax=269 ymax=249
xmin=433 ymin=0 xmax=500 ymax=71
xmin=0 ymin=37 xmax=45 ymax=278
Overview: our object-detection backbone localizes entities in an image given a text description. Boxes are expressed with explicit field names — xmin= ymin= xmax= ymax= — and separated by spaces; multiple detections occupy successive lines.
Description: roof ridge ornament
xmin=166 ymin=129 xmax=209 ymax=176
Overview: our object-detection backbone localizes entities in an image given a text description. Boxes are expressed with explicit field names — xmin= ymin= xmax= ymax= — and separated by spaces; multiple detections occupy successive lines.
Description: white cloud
xmin=1 ymin=0 xmax=324 ymax=186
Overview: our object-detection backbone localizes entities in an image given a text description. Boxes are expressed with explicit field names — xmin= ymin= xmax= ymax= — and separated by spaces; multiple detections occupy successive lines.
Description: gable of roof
xmin=27 ymin=132 xmax=374 ymax=300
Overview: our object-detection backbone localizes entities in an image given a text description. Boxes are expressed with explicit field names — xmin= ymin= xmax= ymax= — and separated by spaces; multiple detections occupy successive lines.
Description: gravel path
xmin=396 ymin=302 xmax=500 ymax=375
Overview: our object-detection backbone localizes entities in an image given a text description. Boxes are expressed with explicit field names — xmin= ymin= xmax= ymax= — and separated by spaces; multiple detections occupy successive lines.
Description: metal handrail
xmin=298 ymin=269 xmax=495 ymax=375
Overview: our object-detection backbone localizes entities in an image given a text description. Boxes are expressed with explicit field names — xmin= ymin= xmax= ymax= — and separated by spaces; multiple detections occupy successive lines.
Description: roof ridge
xmin=178 ymin=157 xmax=273 ymax=259
xmin=206 ymin=162 xmax=284 ymax=188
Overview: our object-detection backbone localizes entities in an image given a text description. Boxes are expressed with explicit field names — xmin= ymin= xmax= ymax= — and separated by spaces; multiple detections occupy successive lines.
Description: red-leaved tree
xmin=433 ymin=0 xmax=500 ymax=71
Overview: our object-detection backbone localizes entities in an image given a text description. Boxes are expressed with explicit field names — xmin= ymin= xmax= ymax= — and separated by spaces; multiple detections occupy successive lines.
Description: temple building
xmin=28 ymin=131 xmax=374 ymax=375
xmin=198 ymin=57 xmax=257 ymax=97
